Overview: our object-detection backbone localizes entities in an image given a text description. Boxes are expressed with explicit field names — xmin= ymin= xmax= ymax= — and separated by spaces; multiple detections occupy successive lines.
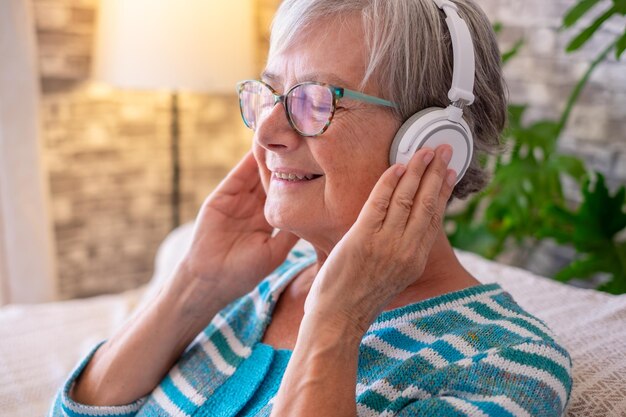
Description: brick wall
xmin=35 ymin=0 xmax=259 ymax=299
xmin=480 ymin=0 xmax=626 ymax=189
xmin=35 ymin=0 xmax=623 ymax=298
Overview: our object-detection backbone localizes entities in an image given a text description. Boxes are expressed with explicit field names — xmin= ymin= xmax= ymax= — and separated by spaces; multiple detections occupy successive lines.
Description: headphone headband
xmin=389 ymin=0 xmax=477 ymax=182
xmin=432 ymin=0 xmax=476 ymax=106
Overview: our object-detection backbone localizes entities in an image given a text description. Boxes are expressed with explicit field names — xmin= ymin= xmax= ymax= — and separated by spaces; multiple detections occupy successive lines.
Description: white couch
xmin=1 ymin=223 xmax=625 ymax=417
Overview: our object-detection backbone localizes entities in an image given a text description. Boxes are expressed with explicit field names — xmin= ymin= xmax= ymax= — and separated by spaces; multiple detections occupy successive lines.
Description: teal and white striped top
xmin=49 ymin=247 xmax=572 ymax=416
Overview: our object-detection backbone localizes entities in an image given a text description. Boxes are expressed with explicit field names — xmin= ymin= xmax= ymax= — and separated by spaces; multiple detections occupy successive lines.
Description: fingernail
xmin=423 ymin=151 xmax=435 ymax=165
xmin=395 ymin=164 xmax=407 ymax=177
xmin=446 ymin=169 xmax=457 ymax=187
xmin=442 ymin=147 xmax=453 ymax=165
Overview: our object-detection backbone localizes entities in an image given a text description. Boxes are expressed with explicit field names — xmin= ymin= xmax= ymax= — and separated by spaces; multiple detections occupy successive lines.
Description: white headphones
xmin=389 ymin=0 xmax=476 ymax=185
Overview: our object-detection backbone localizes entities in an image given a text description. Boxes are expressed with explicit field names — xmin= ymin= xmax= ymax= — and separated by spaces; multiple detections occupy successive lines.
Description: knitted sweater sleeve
xmin=393 ymin=339 xmax=573 ymax=417
xmin=47 ymin=341 xmax=148 ymax=417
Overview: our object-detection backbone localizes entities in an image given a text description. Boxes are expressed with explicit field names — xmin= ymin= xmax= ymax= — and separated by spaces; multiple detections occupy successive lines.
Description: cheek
xmin=323 ymin=150 xmax=388 ymax=219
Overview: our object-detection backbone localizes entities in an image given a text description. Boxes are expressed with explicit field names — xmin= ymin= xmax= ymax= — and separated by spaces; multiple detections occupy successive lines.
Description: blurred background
xmin=0 ymin=0 xmax=625 ymax=306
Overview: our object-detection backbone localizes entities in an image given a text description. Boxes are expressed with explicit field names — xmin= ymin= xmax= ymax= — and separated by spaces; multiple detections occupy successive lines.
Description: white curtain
xmin=0 ymin=0 xmax=57 ymax=304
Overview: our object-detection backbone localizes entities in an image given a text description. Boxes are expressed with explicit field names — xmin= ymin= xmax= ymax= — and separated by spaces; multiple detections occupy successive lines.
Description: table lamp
xmin=93 ymin=0 xmax=256 ymax=228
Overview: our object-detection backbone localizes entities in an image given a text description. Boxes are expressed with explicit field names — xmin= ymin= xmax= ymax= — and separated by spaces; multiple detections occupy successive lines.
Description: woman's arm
xmin=71 ymin=262 xmax=228 ymax=405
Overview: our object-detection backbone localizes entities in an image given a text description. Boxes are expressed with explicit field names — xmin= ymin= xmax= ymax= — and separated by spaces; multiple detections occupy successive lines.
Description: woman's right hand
xmin=69 ymin=152 xmax=295 ymax=407
xmin=175 ymin=151 xmax=299 ymax=308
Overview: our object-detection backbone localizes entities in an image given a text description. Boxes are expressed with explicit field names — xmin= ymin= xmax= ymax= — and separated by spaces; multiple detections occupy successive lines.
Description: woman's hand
xmin=177 ymin=151 xmax=299 ymax=308
xmin=303 ymin=145 xmax=456 ymax=336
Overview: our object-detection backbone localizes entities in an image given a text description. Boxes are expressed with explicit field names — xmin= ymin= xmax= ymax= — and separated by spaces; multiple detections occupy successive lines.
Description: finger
xmin=405 ymin=145 xmax=454 ymax=237
xmin=215 ymin=151 xmax=260 ymax=195
xmin=250 ymin=176 xmax=267 ymax=203
xmin=382 ymin=148 xmax=435 ymax=231
xmin=355 ymin=164 xmax=407 ymax=232
xmin=410 ymin=167 xmax=455 ymax=259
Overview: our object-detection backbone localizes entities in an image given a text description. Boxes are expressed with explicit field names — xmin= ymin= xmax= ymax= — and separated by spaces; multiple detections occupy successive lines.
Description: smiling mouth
xmin=272 ymin=172 xmax=323 ymax=182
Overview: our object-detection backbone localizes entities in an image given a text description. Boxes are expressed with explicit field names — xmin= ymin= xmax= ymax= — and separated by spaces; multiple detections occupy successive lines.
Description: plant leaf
xmin=538 ymin=204 xmax=578 ymax=243
xmin=563 ymin=0 xmax=601 ymax=28
xmin=447 ymin=220 xmax=501 ymax=260
xmin=521 ymin=120 xmax=560 ymax=152
xmin=505 ymin=105 xmax=527 ymax=134
xmin=617 ymin=30 xmax=626 ymax=59
xmin=555 ymin=255 xmax=605 ymax=282
xmin=576 ymin=174 xmax=626 ymax=245
xmin=567 ymin=6 xmax=618 ymax=52
xmin=547 ymin=172 xmax=626 ymax=247
xmin=502 ymin=39 xmax=525 ymax=65
xmin=552 ymin=154 xmax=587 ymax=183
xmin=613 ymin=0 xmax=626 ymax=15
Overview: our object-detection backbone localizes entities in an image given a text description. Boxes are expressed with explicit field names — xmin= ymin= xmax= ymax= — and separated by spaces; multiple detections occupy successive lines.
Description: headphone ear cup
xmin=389 ymin=107 xmax=473 ymax=185
xmin=389 ymin=108 xmax=440 ymax=165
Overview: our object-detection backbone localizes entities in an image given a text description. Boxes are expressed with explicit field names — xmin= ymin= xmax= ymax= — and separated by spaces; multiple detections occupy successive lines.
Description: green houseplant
xmin=446 ymin=0 xmax=626 ymax=294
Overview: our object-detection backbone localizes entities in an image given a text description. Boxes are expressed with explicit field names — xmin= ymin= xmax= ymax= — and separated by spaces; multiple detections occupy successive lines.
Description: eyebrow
xmin=260 ymin=70 xmax=354 ymax=90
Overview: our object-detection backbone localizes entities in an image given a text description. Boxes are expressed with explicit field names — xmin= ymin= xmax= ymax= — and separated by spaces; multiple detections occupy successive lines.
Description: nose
xmin=254 ymin=100 xmax=302 ymax=153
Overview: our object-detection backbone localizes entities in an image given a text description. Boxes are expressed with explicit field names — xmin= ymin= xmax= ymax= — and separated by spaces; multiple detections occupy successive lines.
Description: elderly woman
xmin=50 ymin=0 xmax=572 ymax=416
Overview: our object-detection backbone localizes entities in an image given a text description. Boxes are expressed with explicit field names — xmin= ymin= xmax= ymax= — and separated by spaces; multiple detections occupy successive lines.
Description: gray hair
xmin=268 ymin=0 xmax=507 ymax=200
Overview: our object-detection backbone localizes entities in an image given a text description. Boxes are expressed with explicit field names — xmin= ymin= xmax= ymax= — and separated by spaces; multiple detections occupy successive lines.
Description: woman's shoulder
xmin=362 ymin=283 xmax=568 ymax=361
xmin=356 ymin=283 xmax=572 ymax=415
xmin=366 ymin=282 xmax=560 ymax=343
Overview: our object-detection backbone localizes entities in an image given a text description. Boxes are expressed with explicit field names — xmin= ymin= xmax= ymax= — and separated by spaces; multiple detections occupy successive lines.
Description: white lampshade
xmin=93 ymin=0 xmax=256 ymax=93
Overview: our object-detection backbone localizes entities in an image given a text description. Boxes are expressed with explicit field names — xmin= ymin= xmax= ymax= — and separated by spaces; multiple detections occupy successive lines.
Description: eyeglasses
xmin=237 ymin=79 xmax=397 ymax=137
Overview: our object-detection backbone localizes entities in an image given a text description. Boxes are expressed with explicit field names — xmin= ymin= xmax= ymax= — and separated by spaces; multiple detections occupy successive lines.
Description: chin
xmin=265 ymin=208 xmax=319 ymax=241
xmin=264 ymin=207 xmax=299 ymax=233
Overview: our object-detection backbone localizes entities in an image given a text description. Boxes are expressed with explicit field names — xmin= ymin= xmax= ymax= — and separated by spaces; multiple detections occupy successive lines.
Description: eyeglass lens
xmin=240 ymin=82 xmax=275 ymax=130
xmin=239 ymin=81 xmax=334 ymax=135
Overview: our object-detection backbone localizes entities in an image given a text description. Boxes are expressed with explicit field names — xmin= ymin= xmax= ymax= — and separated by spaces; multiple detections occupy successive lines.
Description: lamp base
xmin=171 ymin=92 xmax=180 ymax=229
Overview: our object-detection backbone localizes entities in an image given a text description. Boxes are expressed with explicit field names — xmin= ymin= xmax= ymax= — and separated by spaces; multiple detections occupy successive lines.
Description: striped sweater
xmin=49 ymin=247 xmax=572 ymax=417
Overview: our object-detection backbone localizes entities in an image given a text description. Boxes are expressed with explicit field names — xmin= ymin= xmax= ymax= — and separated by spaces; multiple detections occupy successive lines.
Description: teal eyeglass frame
xmin=236 ymin=79 xmax=398 ymax=137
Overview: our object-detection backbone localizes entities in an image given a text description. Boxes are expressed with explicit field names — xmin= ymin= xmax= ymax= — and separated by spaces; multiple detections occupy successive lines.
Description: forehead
xmin=263 ymin=14 xmax=367 ymax=91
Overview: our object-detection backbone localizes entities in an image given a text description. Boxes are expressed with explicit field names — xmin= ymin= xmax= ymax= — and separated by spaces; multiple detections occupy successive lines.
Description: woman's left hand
xmin=303 ymin=145 xmax=457 ymax=337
